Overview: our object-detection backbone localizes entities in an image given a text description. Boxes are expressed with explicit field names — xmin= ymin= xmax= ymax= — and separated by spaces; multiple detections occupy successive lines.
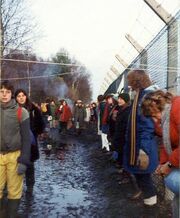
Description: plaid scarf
xmin=161 ymin=104 xmax=172 ymax=155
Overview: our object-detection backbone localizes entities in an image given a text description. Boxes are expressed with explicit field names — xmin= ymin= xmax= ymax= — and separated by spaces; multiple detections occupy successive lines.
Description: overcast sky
xmin=29 ymin=0 xmax=180 ymax=99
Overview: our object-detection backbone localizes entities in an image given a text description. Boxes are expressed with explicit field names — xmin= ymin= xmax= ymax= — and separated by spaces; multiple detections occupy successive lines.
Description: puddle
xmin=49 ymin=186 xmax=91 ymax=207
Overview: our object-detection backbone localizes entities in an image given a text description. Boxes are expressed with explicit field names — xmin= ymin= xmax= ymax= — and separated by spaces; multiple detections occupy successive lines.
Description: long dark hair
xmin=14 ymin=89 xmax=33 ymax=111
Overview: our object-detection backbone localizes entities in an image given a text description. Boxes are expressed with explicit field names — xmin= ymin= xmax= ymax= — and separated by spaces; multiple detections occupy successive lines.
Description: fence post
xmin=167 ymin=19 xmax=179 ymax=94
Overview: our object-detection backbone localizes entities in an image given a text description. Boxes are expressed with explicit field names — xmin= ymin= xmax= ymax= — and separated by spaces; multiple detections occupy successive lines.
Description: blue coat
xmin=123 ymin=89 xmax=159 ymax=174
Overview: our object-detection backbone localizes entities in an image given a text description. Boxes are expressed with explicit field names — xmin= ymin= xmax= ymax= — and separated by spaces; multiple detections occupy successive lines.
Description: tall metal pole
xmin=176 ymin=76 xmax=180 ymax=95
xmin=27 ymin=63 xmax=31 ymax=97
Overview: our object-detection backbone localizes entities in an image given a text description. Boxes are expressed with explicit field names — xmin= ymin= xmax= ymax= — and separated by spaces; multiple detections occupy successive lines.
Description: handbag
xmin=137 ymin=149 xmax=149 ymax=170
xmin=164 ymin=169 xmax=180 ymax=194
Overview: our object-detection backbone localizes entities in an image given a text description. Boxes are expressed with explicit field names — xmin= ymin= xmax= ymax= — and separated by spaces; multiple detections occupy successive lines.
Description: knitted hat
xmin=118 ymin=93 xmax=130 ymax=103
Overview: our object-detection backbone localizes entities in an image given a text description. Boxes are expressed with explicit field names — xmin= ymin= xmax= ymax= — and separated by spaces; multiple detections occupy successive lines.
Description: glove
xmin=111 ymin=151 xmax=119 ymax=161
xmin=17 ymin=163 xmax=27 ymax=175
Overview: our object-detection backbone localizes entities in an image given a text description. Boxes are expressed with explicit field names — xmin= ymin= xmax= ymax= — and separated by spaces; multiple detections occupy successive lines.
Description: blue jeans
xmin=164 ymin=169 xmax=180 ymax=195
xmin=134 ymin=173 xmax=156 ymax=198
xmin=172 ymin=195 xmax=179 ymax=218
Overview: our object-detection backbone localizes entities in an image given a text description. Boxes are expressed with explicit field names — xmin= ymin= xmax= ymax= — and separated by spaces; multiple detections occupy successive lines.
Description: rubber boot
xmin=7 ymin=199 xmax=20 ymax=218
xmin=0 ymin=199 xmax=2 ymax=210
xmin=0 ymin=199 xmax=7 ymax=218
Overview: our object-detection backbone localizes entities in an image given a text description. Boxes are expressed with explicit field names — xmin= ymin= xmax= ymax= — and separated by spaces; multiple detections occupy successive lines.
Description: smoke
xmin=65 ymin=98 xmax=74 ymax=110
xmin=54 ymin=79 xmax=69 ymax=99
xmin=29 ymin=63 xmax=70 ymax=102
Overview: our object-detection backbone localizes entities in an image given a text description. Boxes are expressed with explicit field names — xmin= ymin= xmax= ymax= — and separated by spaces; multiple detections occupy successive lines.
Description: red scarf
xmin=102 ymin=103 xmax=110 ymax=125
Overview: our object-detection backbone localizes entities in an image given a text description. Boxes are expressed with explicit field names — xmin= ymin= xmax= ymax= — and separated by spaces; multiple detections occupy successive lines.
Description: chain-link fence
xmin=104 ymin=10 xmax=180 ymax=202
xmin=105 ymin=10 xmax=180 ymax=95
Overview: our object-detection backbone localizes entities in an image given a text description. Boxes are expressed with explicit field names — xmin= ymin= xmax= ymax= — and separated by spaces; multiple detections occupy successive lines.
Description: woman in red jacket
xmin=56 ymin=99 xmax=72 ymax=133
xmin=141 ymin=90 xmax=180 ymax=218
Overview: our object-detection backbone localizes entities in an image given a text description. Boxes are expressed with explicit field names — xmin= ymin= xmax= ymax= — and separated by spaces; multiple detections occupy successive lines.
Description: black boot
xmin=77 ymin=129 xmax=81 ymax=135
xmin=7 ymin=199 xmax=20 ymax=218
xmin=0 ymin=199 xmax=2 ymax=211
xmin=0 ymin=198 xmax=7 ymax=218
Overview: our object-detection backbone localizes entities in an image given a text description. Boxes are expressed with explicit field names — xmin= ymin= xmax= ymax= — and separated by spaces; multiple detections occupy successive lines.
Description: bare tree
xmin=1 ymin=0 xmax=37 ymax=56
xmin=0 ymin=0 xmax=38 ymax=77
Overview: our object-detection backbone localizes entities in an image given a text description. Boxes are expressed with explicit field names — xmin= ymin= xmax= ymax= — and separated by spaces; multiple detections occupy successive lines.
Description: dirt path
xmin=18 ymin=128 xmax=171 ymax=218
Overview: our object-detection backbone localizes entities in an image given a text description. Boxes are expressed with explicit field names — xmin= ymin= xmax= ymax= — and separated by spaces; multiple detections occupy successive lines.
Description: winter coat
xmin=30 ymin=103 xmax=45 ymax=137
xmin=29 ymin=103 xmax=45 ymax=161
xmin=101 ymin=103 xmax=114 ymax=134
xmin=155 ymin=97 xmax=180 ymax=167
xmin=98 ymin=101 xmax=106 ymax=131
xmin=41 ymin=103 xmax=51 ymax=116
xmin=49 ymin=104 xmax=57 ymax=119
xmin=57 ymin=105 xmax=72 ymax=123
xmin=113 ymin=105 xmax=131 ymax=156
xmin=108 ymin=105 xmax=121 ymax=140
xmin=90 ymin=107 xmax=97 ymax=121
xmin=123 ymin=87 xmax=159 ymax=174
xmin=74 ymin=106 xmax=86 ymax=128
xmin=85 ymin=108 xmax=91 ymax=122
xmin=0 ymin=99 xmax=31 ymax=165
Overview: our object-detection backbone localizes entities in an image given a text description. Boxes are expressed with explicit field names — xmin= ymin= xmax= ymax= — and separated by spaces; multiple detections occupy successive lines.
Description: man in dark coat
xmin=74 ymin=100 xmax=86 ymax=135
xmin=123 ymin=70 xmax=159 ymax=206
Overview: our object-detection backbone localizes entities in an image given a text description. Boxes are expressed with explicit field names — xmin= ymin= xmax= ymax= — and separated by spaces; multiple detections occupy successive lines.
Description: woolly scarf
xmin=161 ymin=104 xmax=172 ymax=155
xmin=130 ymin=89 xmax=140 ymax=165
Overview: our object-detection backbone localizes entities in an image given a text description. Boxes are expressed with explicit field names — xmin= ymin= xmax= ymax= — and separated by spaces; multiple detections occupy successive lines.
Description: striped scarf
xmin=130 ymin=89 xmax=140 ymax=166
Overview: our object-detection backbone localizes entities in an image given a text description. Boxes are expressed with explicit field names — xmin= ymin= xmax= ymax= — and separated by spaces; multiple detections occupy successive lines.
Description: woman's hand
xmin=155 ymin=165 xmax=162 ymax=174
xmin=156 ymin=162 xmax=172 ymax=176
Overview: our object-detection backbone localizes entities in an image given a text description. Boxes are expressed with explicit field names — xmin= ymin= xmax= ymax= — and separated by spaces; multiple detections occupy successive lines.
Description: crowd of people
xmin=40 ymin=98 xmax=98 ymax=135
xmin=97 ymin=70 xmax=179 ymax=218
xmin=0 ymin=69 xmax=179 ymax=217
xmin=0 ymin=80 xmax=99 ymax=217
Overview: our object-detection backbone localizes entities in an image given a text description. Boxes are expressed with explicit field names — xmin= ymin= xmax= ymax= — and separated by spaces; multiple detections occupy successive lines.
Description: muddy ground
xmin=17 ymin=126 xmax=172 ymax=218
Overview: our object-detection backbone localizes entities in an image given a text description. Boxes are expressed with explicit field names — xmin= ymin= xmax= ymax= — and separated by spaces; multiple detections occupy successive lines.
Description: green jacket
xmin=49 ymin=104 xmax=57 ymax=119
xmin=0 ymin=99 xmax=31 ymax=165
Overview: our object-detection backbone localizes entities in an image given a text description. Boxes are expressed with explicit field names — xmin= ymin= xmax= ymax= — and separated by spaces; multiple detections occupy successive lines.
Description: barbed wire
xmin=3 ymin=56 xmax=180 ymax=71
xmin=129 ymin=3 xmax=145 ymax=36
xmin=0 ymin=72 xmax=73 ymax=81
xmin=0 ymin=58 xmax=82 ymax=67
xmin=113 ymin=63 xmax=180 ymax=70
xmin=102 ymin=65 xmax=179 ymax=87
